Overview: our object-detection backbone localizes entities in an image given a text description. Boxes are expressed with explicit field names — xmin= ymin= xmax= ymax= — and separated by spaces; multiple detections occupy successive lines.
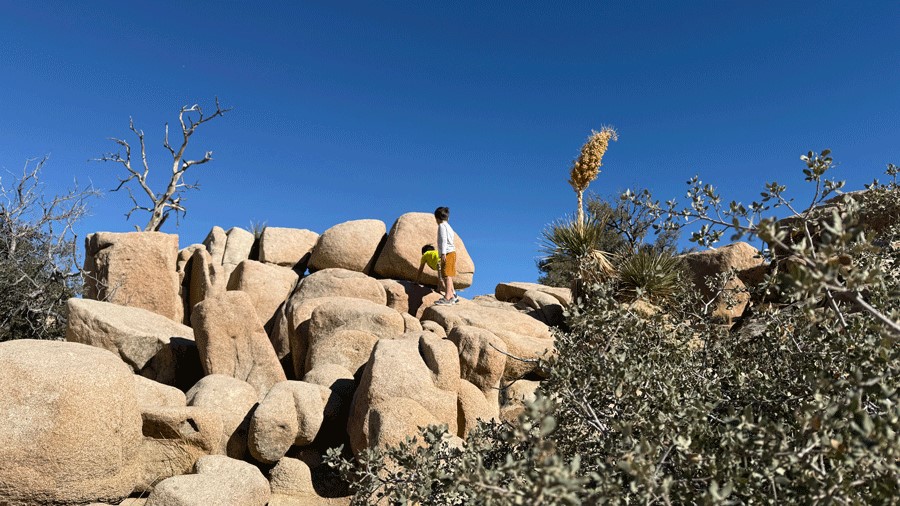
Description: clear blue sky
xmin=1 ymin=1 xmax=898 ymax=295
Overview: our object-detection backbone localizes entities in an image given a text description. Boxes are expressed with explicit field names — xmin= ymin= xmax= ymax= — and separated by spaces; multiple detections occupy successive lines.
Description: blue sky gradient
xmin=1 ymin=1 xmax=898 ymax=295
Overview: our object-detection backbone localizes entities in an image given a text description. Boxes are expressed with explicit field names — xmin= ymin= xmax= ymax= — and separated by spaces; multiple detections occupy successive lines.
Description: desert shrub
xmin=586 ymin=190 xmax=680 ymax=255
xmin=552 ymin=282 xmax=899 ymax=503
xmin=324 ymin=396 xmax=586 ymax=505
xmin=0 ymin=157 xmax=97 ymax=340
xmin=330 ymin=154 xmax=900 ymax=504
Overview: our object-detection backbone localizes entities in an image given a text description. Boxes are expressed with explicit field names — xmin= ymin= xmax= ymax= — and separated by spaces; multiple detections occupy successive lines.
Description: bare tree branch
xmin=0 ymin=155 xmax=99 ymax=340
xmin=95 ymin=98 xmax=231 ymax=231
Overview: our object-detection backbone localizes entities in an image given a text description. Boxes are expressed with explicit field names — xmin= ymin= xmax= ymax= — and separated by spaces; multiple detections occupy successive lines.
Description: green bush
xmin=329 ymin=154 xmax=900 ymax=504
xmin=324 ymin=396 xmax=586 ymax=505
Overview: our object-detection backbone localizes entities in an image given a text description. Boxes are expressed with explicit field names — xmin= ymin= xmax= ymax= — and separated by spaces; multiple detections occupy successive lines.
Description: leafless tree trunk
xmin=97 ymin=98 xmax=231 ymax=231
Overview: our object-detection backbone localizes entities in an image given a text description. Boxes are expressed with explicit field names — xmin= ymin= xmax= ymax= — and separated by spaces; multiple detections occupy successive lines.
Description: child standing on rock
xmin=433 ymin=206 xmax=458 ymax=305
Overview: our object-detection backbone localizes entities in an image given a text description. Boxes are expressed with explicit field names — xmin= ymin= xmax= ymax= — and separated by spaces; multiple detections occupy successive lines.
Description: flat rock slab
xmin=66 ymin=298 xmax=196 ymax=386
xmin=495 ymin=281 xmax=572 ymax=306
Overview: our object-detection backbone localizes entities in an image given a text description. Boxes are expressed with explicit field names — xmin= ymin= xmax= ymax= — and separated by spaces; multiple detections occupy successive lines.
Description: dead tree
xmin=97 ymin=98 xmax=231 ymax=231
xmin=0 ymin=156 xmax=99 ymax=340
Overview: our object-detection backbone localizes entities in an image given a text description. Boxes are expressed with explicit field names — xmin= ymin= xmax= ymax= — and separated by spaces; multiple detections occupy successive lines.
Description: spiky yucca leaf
xmin=249 ymin=220 xmax=267 ymax=239
xmin=540 ymin=215 xmax=616 ymax=298
xmin=541 ymin=214 xmax=611 ymax=260
xmin=616 ymin=248 xmax=685 ymax=303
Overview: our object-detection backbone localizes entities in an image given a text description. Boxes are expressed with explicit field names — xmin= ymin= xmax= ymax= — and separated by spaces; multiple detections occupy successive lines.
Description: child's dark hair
xmin=434 ymin=206 xmax=450 ymax=221
xmin=421 ymin=244 xmax=435 ymax=254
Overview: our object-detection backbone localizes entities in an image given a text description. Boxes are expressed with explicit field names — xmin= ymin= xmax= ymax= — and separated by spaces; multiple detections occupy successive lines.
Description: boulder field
xmin=0 ymin=215 xmax=569 ymax=505
xmin=2 ymin=211 xmax=761 ymax=503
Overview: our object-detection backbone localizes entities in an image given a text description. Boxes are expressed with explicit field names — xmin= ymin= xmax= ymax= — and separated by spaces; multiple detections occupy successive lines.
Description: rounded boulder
xmin=0 ymin=340 xmax=142 ymax=506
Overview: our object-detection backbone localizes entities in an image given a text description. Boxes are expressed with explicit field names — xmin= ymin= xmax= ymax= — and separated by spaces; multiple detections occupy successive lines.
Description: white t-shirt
xmin=437 ymin=222 xmax=456 ymax=255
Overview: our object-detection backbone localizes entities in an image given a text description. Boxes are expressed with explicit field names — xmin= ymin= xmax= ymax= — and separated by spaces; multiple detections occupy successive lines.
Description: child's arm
xmin=415 ymin=259 xmax=425 ymax=284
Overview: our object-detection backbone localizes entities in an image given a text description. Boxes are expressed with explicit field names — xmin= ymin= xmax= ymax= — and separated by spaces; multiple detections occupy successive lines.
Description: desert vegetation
xmin=0 ymin=156 xmax=98 ymax=340
xmin=97 ymin=99 xmax=230 ymax=232
xmin=326 ymin=152 xmax=900 ymax=504
xmin=1 ymin=114 xmax=898 ymax=504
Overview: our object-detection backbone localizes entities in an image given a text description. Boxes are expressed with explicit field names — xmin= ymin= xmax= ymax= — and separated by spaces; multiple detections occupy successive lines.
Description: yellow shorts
xmin=441 ymin=251 xmax=457 ymax=278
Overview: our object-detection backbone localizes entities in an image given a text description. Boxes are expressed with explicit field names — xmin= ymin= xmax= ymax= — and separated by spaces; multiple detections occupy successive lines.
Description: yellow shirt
xmin=421 ymin=250 xmax=440 ymax=271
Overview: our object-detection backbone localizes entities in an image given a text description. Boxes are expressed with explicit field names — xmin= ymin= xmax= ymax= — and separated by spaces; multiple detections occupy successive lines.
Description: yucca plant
xmin=540 ymin=215 xmax=616 ymax=298
xmin=615 ymin=247 xmax=685 ymax=303
xmin=249 ymin=220 xmax=267 ymax=260
xmin=569 ymin=126 xmax=617 ymax=226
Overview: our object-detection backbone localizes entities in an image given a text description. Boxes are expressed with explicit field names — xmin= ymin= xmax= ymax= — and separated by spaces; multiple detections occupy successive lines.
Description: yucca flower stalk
xmin=569 ymin=126 xmax=618 ymax=227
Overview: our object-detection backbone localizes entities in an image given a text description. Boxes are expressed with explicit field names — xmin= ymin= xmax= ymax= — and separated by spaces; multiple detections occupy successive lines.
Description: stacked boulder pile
xmin=0 ymin=212 xmax=566 ymax=506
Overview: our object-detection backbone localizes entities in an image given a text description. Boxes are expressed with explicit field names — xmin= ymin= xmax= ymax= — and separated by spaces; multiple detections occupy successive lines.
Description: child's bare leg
xmin=444 ymin=276 xmax=455 ymax=300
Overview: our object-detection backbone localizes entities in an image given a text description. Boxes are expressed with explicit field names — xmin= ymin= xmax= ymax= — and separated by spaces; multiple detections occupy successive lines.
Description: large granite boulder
xmin=248 ymin=381 xmax=328 ymax=464
xmin=177 ymin=244 xmax=206 ymax=324
xmin=681 ymin=242 xmax=764 ymax=284
xmin=191 ymin=291 xmax=286 ymax=399
xmin=306 ymin=329 xmax=381 ymax=378
xmin=306 ymin=298 xmax=406 ymax=370
xmin=186 ymin=375 xmax=259 ymax=459
xmin=419 ymin=333 xmax=460 ymax=392
xmin=188 ymin=248 xmax=227 ymax=315
xmin=66 ymin=298 xmax=198 ymax=386
xmin=303 ymin=363 xmax=356 ymax=445
xmin=268 ymin=457 xmax=316 ymax=499
xmin=134 ymin=375 xmax=187 ymax=410
xmin=178 ymin=244 xmax=206 ymax=277
xmin=422 ymin=302 xmax=553 ymax=379
xmin=202 ymin=226 xmax=228 ymax=266
xmin=348 ymin=334 xmax=458 ymax=453
xmin=448 ymin=325 xmax=507 ymax=404
xmin=373 ymin=212 xmax=475 ymax=288
xmin=457 ymin=379 xmax=498 ymax=438
xmin=380 ymin=278 xmax=440 ymax=315
xmin=146 ymin=455 xmax=270 ymax=506
xmin=500 ymin=379 xmax=541 ymax=423
xmin=279 ymin=296 xmax=353 ymax=379
xmin=283 ymin=293 xmax=401 ymax=379
xmin=308 ymin=219 xmax=386 ymax=274
xmin=221 ymin=227 xmax=255 ymax=275
xmin=518 ymin=289 xmax=566 ymax=327
xmin=84 ymin=231 xmax=183 ymax=321
xmin=226 ymin=260 xmax=299 ymax=329
xmin=0 ymin=340 xmax=142 ymax=506
xmin=292 ymin=268 xmax=387 ymax=305
xmin=259 ymin=227 xmax=319 ymax=268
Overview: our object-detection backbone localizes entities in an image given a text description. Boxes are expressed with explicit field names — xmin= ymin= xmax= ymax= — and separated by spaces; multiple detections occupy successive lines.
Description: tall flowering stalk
xmin=569 ymin=126 xmax=617 ymax=227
